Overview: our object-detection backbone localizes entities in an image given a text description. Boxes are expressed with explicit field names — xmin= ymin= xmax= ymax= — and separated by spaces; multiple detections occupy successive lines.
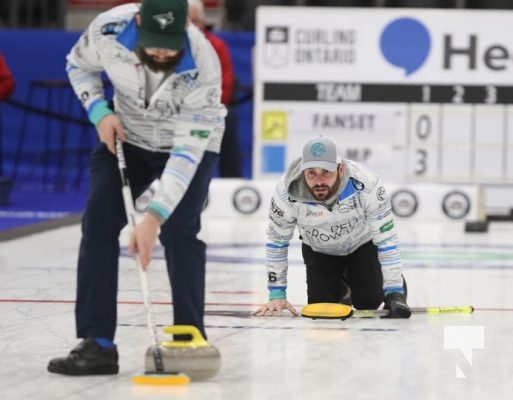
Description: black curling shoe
xmin=47 ymin=338 xmax=119 ymax=375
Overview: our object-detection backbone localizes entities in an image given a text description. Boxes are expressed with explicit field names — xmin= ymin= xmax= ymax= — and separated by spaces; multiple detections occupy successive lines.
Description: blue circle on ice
xmin=380 ymin=17 xmax=431 ymax=76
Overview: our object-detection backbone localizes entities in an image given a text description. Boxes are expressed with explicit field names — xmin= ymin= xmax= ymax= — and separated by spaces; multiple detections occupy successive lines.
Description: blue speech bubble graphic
xmin=380 ymin=17 xmax=431 ymax=76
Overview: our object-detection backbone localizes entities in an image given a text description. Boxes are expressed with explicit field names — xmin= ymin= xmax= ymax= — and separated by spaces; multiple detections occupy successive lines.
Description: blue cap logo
xmin=380 ymin=17 xmax=431 ymax=76
xmin=311 ymin=143 xmax=326 ymax=158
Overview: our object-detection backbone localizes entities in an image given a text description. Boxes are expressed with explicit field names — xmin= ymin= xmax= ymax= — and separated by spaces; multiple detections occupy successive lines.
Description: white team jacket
xmin=266 ymin=158 xmax=405 ymax=298
xmin=66 ymin=4 xmax=226 ymax=221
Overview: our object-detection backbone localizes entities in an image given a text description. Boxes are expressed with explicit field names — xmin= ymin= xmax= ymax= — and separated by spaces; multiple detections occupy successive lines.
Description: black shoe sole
xmin=47 ymin=364 xmax=119 ymax=376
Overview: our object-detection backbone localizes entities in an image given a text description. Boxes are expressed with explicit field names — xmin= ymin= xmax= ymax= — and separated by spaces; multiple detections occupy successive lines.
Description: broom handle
xmin=116 ymin=139 xmax=164 ymax=372
xmin=353 ymin=306 xmax=474 ymax=318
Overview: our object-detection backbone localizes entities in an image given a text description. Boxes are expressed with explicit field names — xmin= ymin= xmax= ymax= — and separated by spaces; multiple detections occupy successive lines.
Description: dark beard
xmin=137 ymin=47 xmax=184 ymax=73
xmin=308 ymin=174 xmax=342 ymax=201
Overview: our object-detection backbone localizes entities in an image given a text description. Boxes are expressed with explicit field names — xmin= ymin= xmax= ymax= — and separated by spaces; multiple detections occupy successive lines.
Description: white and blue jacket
xmin=66 ymin=3 xmax=226 ymax=221
xmin=266 ymin=158 xmax=405 ymax=300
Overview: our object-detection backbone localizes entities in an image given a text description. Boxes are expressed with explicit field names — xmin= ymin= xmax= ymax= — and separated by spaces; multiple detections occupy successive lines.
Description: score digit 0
xmin=414 ymin=114 xmax=432 ymax=176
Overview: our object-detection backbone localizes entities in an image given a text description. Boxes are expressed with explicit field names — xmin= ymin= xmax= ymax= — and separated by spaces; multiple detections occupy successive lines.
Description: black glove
xmin=384 ymin=292 xmax=411 ymax=319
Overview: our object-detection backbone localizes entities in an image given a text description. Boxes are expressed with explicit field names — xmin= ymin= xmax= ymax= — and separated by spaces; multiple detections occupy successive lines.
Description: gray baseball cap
xmin=300 ymin=136 xmax=340 ymax=172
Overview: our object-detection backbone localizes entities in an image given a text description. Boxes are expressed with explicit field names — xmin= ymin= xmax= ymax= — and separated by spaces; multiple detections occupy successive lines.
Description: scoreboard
xmin=254 ymin=7 xmax=513 ymax=208
xmin=262 ymin=81 xmax=513 ymax=183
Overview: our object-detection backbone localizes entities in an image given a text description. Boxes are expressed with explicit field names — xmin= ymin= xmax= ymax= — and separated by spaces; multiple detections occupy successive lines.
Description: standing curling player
xmin=254 ymin=135 xmax=411 ymax=318
xmin=48 ymin=0 xmax=226 ymax=375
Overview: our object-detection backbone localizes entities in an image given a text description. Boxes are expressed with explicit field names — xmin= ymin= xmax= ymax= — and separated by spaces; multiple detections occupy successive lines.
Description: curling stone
xmin=145 ymin=325 xmax=221 ymax=381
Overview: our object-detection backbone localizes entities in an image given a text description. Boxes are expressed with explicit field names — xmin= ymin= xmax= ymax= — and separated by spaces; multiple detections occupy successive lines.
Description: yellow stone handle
xmin=160 ymin=325 xmax=210 ymax=348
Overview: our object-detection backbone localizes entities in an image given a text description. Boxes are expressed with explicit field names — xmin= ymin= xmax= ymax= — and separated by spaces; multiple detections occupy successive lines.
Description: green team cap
xmin=138 ymin=0 xmax=188 ymax=50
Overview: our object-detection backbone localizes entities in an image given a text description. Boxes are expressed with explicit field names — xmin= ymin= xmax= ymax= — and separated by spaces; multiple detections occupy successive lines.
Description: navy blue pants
xmin=75 ymin=142 xmax=218 ymax=341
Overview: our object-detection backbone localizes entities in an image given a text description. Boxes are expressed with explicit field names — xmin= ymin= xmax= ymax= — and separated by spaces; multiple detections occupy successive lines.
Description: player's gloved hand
xmin=384 ymin=292 xmax=411 ymax=318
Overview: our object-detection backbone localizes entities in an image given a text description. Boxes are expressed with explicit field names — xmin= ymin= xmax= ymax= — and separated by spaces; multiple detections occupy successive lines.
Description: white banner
xmin=256 ymin=7 xmax=513 ymax=84
xmin=253 ymin=6 xmax=513 ymax=204
xmin=202 ymin=178 xmax=483 ymax=224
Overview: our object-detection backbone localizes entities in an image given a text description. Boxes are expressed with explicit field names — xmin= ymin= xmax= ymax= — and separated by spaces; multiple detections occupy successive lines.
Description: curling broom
xmin=301 ymin=303 xmax=474 ymax=319
xmin=115 ymin=139 xmax=189 ymax=386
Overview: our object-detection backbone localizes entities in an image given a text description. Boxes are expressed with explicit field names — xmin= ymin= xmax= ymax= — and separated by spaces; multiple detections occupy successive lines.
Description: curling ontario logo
xmin=380 ymin=17 xmax=431 ymax=76
xmin=264 ymin=26 xmax=290 ymax=68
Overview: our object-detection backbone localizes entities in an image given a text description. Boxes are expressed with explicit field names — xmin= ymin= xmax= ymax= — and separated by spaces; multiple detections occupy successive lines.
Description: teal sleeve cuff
xmin=147 ymin=203 xmax=170 ymax=223
xmin=88 ymin=100 xmax=114 ymax=126
xmin=269 ymin=288 xmax=286 ymax=300
xmin=384 ymin=287 xmax=404 ymax=296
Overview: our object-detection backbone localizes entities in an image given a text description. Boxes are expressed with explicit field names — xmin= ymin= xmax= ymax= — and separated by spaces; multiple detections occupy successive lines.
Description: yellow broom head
xmin=131 ymin=372 xmax=190 ymax=386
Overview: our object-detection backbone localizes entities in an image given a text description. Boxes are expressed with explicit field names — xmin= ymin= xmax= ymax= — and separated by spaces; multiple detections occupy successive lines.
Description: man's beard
xmin=307 ymin=174 xmax=342 ymax=201
xmin=137 ymin=47 xmax=184 ymax=73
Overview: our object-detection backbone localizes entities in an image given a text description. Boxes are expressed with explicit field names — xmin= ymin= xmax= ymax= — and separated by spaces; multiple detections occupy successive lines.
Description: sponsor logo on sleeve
xmin=379 ymin=220 xmax=394 ymax=233
xmin=271 ymin=198 xmax=285 ymax=217
xmin=376 ymin=186 xmax=387 ymax=201
xmin=206 ymin=88 xmax=219 ymax=105
xmin=190 ymin=130 xmax=210 ymax=139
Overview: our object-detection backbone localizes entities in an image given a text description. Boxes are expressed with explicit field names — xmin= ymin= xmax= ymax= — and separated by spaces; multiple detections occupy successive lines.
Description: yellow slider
xmin=301 ymin=303 xmax=353 ymax=319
